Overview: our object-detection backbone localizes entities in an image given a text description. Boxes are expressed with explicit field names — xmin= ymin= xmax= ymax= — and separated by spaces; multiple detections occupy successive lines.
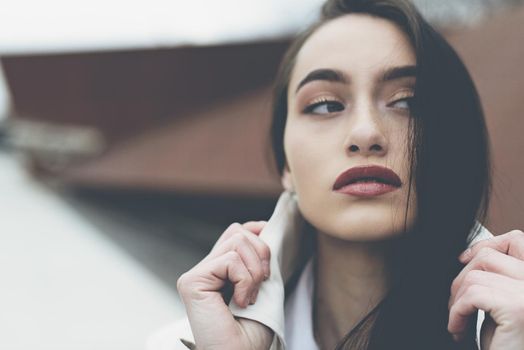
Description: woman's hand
xmin=448 ymin=229 xmax=524 ymax=349
xmin=176 ymin=221 xmax=273 ymax=350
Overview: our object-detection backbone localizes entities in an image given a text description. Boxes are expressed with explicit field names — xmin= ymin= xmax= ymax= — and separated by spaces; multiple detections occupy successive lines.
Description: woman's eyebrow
xmin=295 ymin=68 xmax=348 ymax=94
xmin=379 ymin=65 xmax=417 ymax=82
xmin=295 ymin=65 xmax=417 ymax=95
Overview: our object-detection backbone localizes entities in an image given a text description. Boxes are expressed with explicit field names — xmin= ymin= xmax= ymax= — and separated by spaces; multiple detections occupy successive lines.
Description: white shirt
xmin=147 ymin=190 xmax=492 ymax=350
xmin=284 ymin=256 xmax=319 ymax=350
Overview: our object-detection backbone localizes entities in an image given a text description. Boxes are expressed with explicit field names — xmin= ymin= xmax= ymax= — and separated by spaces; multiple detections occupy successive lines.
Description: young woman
xmin=151 ymin=0 xmax=524 ymax=349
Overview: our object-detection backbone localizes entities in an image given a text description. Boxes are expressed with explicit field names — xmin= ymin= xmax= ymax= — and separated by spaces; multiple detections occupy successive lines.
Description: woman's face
xmin=282 ymin=14 xmax=417 ymax=241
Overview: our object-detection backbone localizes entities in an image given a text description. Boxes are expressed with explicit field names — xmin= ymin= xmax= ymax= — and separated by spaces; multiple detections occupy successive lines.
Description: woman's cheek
xmin=285 ymin=148 xmax=340 ymax=236
xmin=287 ymin=142 xmax=327 ymax=196
xmin=284 ymin=125 xmax=333 ymax=212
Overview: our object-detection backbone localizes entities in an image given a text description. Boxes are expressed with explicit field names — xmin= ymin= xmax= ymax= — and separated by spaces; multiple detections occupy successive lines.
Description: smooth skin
xmin=176 ymin=221 xmax=274 ymax=350
xmin=449 ymin=230 xmax=524 ymax=349
xmin=281 ymin=13 xmax=416 ymax=349
xmin=177 ymin=222 xmax=524 ymax=350
xmin=177 ymin=13 xmax=524 ymax=350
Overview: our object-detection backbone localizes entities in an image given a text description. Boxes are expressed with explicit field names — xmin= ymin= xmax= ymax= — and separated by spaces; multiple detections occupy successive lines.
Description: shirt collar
xmin=228 ymin=190 xmax=494 ymax=349
xmin=163 ymin=189 xmax=494 ymax=350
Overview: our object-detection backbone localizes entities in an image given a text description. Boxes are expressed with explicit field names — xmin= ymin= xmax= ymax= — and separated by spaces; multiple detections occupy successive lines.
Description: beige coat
xmin=146 ymin=190 xmax=493 ymax=350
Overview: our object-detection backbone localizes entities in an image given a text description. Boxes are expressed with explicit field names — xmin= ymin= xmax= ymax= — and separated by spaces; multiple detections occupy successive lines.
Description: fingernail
xmin=251 ymin=289 xmax=259 ymax=304
xmin=262 ymin=260 xmax=270 ymax=280
xmin=458 ymin=248 xmax=471 ymax=263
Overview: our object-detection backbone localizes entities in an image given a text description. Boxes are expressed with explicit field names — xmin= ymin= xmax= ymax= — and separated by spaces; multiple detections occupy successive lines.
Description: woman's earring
xmin=289 ymin=187 xmax=297 ymax=199
xmin=281 ymin=167 xmax=297 ymax=197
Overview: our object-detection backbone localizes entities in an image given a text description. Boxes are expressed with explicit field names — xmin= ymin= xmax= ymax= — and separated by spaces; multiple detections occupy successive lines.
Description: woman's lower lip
xmin=334 ymin=182 xmax=400 ymax=197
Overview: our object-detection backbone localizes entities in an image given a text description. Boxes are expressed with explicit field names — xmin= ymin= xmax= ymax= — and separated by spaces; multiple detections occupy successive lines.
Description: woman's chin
xmin=315 ymin=210 xmax=412 ymax=242
xmin=298 ymin=196 xmax=416 ymax=242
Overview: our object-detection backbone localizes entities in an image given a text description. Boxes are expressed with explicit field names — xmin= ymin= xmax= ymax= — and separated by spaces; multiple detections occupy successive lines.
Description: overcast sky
xmin=0 ymin=0 xmax=521 ymax=55
xmin=0 ymin=0 xmax=324 ymax=55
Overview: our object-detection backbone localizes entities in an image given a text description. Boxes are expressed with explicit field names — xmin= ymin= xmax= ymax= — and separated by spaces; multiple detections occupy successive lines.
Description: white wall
xmin=0 ymin=152 xmax=190 ymax=350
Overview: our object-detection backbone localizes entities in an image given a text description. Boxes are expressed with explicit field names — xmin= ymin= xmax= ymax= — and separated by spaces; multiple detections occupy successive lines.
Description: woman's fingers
xmin=448 ymin=229 xmax=524 ymax=348
xmin=451 ymin=270 xmax=516 ymax=312
xmin=214 ymin=221 xmax=267 ymax=248
xmin=194 ymin=221 xmax=271 ymax=307
xmin=448 ymin=283 xmax=498 ymax=341
xmin=180 ymin=250 xmax=256 ymax=308
xmin=180 ymin=221 xmax=271 ymax=308
xmin=448 ymin=270 xmax=524 ymax=342
xmin=175 ymin=220 xmax=273 ymax=350
xmin=222 ymin=236 xmax=266 ymax=301
xmin=450 ymin=247 xmax=524 ymax=307
xmin=207 ymin=222 xmax=271 ymax=278
xmin=459 ymin=230 xmax=524 ymax=263
xmin=242 ymin=221 xmax=267 ymax=235
xmin=220 ymin=251 xmax=258 ymax=308
xmin=448 ymin=271 xmax=508 ymax=339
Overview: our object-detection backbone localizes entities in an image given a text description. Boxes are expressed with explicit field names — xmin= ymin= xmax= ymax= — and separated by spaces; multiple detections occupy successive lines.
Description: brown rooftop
xmin=3 ymin=6 xmax=524 ymax=233
xmin=60 ymin=87 xmax=282 ymax=197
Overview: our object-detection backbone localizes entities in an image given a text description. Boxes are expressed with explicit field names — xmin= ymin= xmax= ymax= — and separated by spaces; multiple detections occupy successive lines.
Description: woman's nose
xmin=344 ymin=110 xmax=388 ymax=157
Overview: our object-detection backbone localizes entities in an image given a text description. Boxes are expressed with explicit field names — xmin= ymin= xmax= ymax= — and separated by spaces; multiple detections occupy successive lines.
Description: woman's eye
xmin=389 ymin=97 xmax=413 ymax=111
xmin=303 ymin=100 xmax=345 ymax=115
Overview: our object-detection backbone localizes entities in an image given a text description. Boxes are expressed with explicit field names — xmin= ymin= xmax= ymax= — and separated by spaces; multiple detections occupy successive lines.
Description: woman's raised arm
xmin=449 ymin=229 xmax=524 ymax=349
xmin=176 ymin=221 xmax=274 ymax=350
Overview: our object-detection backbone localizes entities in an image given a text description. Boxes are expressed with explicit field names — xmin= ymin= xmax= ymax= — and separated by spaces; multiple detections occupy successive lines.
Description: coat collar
xmin=229 ymin=190 xmax=494 ymax=348
xmin=147 ymin=190 xmax=494 ymax=350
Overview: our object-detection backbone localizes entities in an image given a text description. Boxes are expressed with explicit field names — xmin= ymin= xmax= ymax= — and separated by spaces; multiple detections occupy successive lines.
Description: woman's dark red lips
xmin=332 ymin=165 xmax=402 ymax=191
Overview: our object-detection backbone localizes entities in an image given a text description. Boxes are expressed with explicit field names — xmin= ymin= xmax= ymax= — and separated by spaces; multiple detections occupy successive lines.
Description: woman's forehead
xmin=290 ymin=14 xmax=416 ymax=89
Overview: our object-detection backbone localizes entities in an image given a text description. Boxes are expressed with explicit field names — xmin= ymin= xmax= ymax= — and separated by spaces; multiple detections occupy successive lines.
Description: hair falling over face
xmin=268 ymin=0 xmax=491 ymax=349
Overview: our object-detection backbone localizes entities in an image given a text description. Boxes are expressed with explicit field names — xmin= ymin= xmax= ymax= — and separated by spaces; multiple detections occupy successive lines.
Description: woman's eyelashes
xmin=302 ymin=97 xmax=345 ymax=115
xmin=387 ymin=90 xmax=415 ymax=112
xmin=301 ymin=92 xmax=415 ymax=116
xmin=388 ymin=96 xmax=414 ymax=112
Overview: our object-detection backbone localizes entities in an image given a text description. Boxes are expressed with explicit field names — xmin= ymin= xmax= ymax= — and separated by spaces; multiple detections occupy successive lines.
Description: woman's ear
xmin=281 ymin=164 xmax=295 ymax=193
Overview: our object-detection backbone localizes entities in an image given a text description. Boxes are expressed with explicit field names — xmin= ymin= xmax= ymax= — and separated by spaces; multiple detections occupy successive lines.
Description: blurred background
xmin=0 ymin=0 xmax=522 ymax=349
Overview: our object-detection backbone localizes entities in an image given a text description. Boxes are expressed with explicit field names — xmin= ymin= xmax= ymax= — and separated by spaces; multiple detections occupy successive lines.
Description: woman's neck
xmin=313 ymin=231 xmax=390 ymax=350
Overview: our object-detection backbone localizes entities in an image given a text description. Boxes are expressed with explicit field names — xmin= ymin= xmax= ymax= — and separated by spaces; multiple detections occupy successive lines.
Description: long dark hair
xmin=268 ymin=0 xmax=492 ymax=348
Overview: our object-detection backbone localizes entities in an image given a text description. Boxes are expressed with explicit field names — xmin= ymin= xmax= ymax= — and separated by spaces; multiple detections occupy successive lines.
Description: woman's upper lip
xmin=332 ymin=165 xmax=402 ymax=191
